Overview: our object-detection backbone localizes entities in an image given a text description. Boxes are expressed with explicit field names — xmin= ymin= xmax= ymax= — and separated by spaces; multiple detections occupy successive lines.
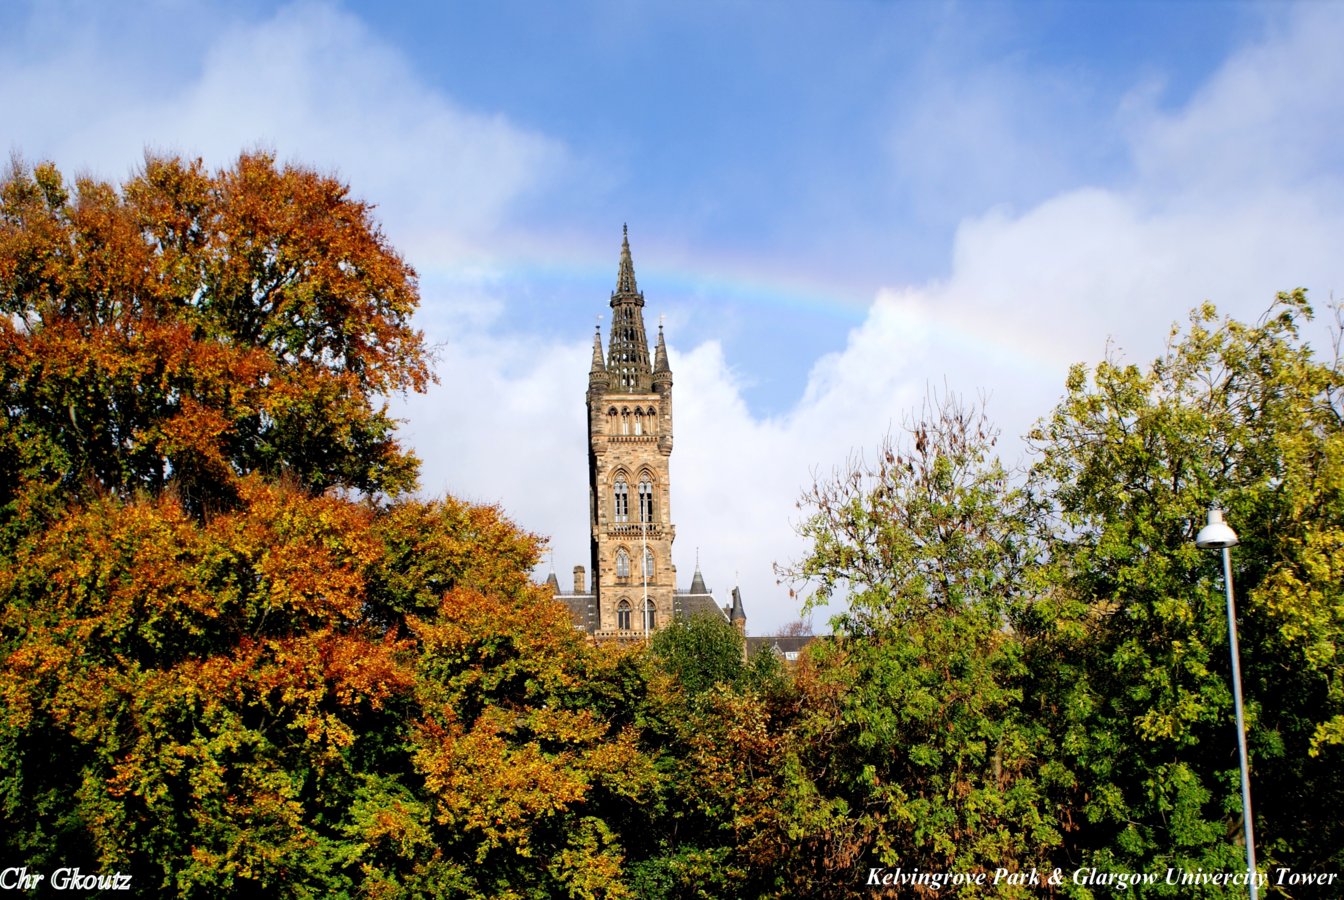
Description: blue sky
xmin=5 ymin=1 xmax=1344 ymax=631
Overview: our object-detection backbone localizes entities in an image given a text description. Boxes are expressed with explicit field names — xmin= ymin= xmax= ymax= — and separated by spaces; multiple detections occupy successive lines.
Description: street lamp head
xmin=1196 ymin=505 xmax=1239 ymax=549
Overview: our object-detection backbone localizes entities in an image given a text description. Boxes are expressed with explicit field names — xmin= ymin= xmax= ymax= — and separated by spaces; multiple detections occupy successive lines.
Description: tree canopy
xmin=0 ymin=152 xmax=429 ymax=519
xmin=775 ymin=397 xmax=1060 ymax=896
xmin=773 ymin=293 xmax=1343 ymax=895
xmin=1025 ymin=293 xmax=1344 ymax=881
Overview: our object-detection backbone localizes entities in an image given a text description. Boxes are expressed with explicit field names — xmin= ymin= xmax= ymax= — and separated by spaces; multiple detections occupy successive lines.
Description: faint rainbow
xmin=447 ymin=237 xmax=1074 ymax=379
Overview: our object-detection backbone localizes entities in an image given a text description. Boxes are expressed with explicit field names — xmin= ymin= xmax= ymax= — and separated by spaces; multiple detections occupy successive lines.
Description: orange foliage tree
xmin=0 ymin=153 xmax=428 ymax=519
xmin=0 ymin=482 xmax=664 ymax=897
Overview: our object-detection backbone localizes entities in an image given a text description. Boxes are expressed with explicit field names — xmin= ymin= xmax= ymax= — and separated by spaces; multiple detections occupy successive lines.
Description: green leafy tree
xmin=650 ymin=612 xmax=747 ymax=697
xmin=776 ymin=395 xmax=1062 ymax=896
xmin=1027 ymin=292 xmax=1344 ymax=885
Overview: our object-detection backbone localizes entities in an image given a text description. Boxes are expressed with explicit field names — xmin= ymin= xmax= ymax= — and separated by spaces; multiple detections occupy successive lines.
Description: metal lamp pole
xmin=641 ymin=515 xmax=649 ymax=642
xmin=1195 ymin=504 xmax=1258 ymax=899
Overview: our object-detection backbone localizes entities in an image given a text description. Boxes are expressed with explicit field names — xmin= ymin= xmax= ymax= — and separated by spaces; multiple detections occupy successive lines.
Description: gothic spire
xmin=590 ymin=325 xmax=606 ymax=375
xmin=607 ymin=225 xmax=652 ymax=391
xmin=653 ymin=320 xmax=671 ymax=377
xmin=614 ymin=223 xmax=640 ymax=297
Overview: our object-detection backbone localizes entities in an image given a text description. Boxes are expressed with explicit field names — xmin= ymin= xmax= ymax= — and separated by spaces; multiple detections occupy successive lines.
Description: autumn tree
xmin=0 ymin=482 xmax=671 ymax=897
xmin=0 ymin=153 xmax=428 ymax=521
xmin=623 ymin=613 xmax=798 ymax=898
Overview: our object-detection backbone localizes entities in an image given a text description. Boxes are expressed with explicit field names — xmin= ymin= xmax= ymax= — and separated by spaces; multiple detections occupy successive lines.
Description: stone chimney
xmin=573 ymin=565 xmax=586 ymax=594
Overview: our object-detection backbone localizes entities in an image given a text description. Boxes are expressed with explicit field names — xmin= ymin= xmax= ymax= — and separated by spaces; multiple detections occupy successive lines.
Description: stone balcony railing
xmin=592 ymin=628 xmax=653 ymax=642
xmin=607 ymin=523 xmax=663 ymax=538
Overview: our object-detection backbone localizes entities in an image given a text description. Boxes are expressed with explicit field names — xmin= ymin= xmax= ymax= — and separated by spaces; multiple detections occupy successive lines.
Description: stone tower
xmin=551 ymin=227 xmax=734 ymax=638
xmin=586 ymin=226 xmax=677 ymax=636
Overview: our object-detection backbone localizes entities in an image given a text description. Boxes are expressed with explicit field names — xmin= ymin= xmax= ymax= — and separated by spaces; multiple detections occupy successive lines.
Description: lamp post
xmin=641 ymin=515 xmax=649 ymax=641
xmin=1195 ymin=504 xmax=1258 ymax=899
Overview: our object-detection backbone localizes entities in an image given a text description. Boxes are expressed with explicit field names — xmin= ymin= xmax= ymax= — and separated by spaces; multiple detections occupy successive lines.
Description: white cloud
xmin=1 ymin=1 xmax=564 ymax=274
xmin=1127 ymin=4 xmax=1344 ymax=199
xmin=397 ymin=328 xmax=590 ymax=540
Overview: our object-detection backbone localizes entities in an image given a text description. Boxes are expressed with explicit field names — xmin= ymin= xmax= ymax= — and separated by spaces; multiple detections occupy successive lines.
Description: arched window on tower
xmin=638 ymin=477 xmax=654 ymax=524
xmin=617 ymin=599 xmax=632 ymax=631
xmin=633 ymin=409 xmax=642 ymax=435
xmin=643 ymin=546 xmax=655 ymax=580
xmin=620 ymin=408 xmax=630 ymax=435
xmin=613 ymin=475 xmax=629 ymax=522
xmin=615 ymin=548 xmax=630 ymax=580
xmin=642 ymin=598 xmax=656 ymax=631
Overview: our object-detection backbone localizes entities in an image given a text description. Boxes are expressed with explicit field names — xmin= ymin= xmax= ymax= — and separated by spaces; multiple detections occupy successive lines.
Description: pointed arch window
xmin=638 ymin=477 xmax=654 ymax=524
xmin=613 ymin=475 xmax=629 ymax=522
xmin=633 ymin=409 xmax=642 ymax=435
xmin=642 ymin=598 xmax=656 ymax=631
xmin=643 ymin=547 xmax=655 ymax=580
xmin=617 ymin=599 xmax=632 ymax=631
xmin=615 ymin=548 xmax=630 ymax=579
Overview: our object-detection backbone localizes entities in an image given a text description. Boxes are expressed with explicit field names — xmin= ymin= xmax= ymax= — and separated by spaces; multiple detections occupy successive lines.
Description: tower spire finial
xmin=615 ymin=225 xmax=639 ymax=298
